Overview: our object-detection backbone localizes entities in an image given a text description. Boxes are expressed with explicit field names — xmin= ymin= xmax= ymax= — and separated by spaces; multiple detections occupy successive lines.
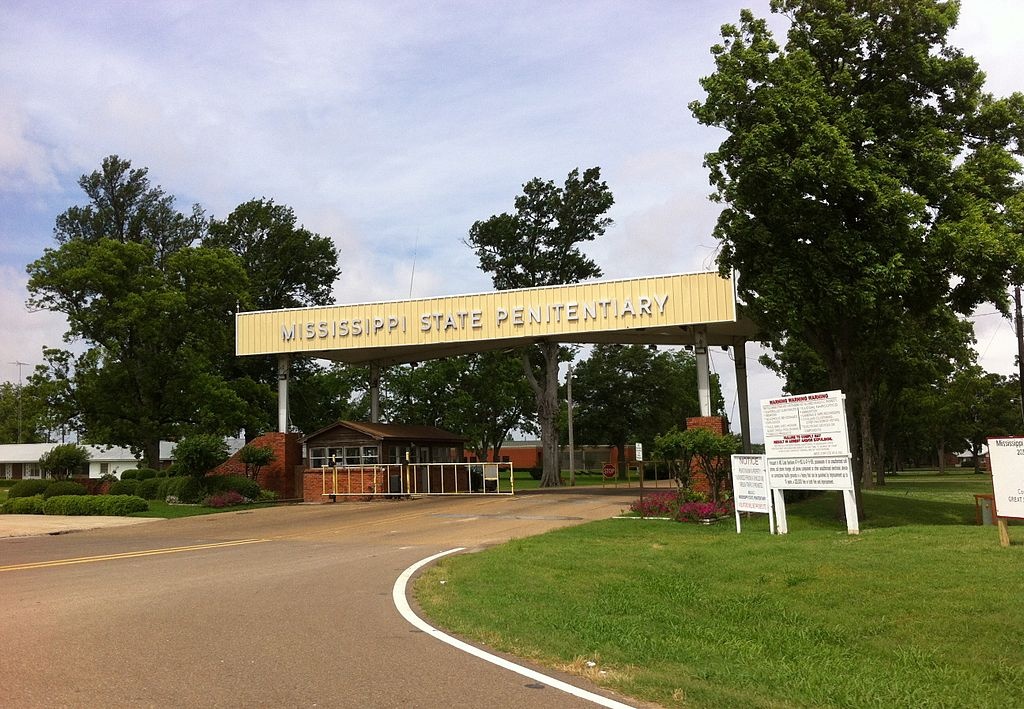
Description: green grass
xmin=415 ymin=473 xmax=1024 ymax=708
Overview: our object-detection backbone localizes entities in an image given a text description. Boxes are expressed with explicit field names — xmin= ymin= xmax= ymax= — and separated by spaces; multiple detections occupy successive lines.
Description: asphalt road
xmin=1 ymin=489 xmax=651 ymax=708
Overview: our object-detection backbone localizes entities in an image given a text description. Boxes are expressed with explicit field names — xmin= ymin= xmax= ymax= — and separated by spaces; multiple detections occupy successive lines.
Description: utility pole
xmin=1015 ymin=287 xmax=1024 ymax=426
xmin=10 ymin=361 xmax=28 ymax=444
xmin=567 ymin=364 xmax=575 ymax=486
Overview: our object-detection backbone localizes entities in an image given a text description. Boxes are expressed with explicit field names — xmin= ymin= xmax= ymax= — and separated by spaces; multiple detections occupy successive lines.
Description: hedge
xmin=205 ymin=475 xmax=260 ymax=500
xmin=4 ymin=495 xmax=45 ymax=514
xmin=42 ymin=495 xmax=148 ymax=516
xmin=8 ymin=479 xmax=51 ymax=498
xmin=42 ymin=480 xmax=88 ymax=499
xmin=108 ymin=479 xmax=140 ymax=496
xmin=136 ymin=478 xmax=162 ymax=500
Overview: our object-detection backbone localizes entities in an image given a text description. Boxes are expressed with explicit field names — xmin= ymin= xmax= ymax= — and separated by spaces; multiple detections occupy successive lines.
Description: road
xmin=1 ymin=489 xmax=649 ymax=708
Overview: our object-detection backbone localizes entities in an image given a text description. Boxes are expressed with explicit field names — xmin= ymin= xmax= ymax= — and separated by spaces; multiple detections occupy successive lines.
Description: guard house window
xmin=311 ymin=445 xmax=379 ymax=468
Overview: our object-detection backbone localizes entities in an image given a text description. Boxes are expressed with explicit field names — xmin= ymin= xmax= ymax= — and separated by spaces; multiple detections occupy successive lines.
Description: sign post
xmin=986 ymin=437 xmax=1024 ymax=547
xmin=730 ymin=454 xmax=774 ymax=534
xmin=761 ymin=390 xmax=859 ymax=535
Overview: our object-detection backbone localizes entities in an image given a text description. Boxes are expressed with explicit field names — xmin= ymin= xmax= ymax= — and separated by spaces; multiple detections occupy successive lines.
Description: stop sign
xmin=602 ymin=463 xmax=616 ymax=478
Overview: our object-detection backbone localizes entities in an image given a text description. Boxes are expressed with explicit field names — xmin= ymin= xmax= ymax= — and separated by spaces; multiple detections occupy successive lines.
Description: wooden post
xmin=998 ymin=517 xmax=1011 ymax=548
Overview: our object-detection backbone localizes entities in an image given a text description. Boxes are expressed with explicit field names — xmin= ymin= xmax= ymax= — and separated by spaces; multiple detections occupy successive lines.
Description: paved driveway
xmin=2 ymin=489 xmax=652 ymax=708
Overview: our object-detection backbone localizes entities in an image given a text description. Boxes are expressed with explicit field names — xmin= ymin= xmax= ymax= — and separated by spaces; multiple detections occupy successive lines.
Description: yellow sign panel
xmin=235 ymin=272 xmax=737 ymax=357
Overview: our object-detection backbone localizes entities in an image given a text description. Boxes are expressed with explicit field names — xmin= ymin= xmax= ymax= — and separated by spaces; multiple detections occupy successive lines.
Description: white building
xmin=0 ymin=442 xmax=175 ymax=479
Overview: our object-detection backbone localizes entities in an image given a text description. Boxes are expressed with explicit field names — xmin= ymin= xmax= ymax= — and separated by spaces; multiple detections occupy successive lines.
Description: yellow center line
xmin=0 ymin=538 xmax=269 ymax=573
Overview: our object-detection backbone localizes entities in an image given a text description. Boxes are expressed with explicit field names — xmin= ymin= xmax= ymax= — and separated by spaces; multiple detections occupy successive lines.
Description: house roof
xmin=0 ymin=442 xmax=176 ymax=465
xmin=303 ymin=420 xmax=466 ymax=444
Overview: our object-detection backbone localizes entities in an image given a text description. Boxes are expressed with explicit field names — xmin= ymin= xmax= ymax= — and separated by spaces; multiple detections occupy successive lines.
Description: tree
xmin=0 ymin=381 xmax=49 ymax=444
xmin=571 ymin=345 xmax=723 ymax=476
xmin=239 ymin=445 xmax=275 ymax=483
xmin=690 ymin=1 xmax=1024 ymax=490
xmin=26 ymin=156 xmax=250 ymax=467
xmin=173 ymin=434 xmax=229 ymax=479
xmin=385 ymin=352 xmax=536 ymax=461
xmin=38 ymin=443 xmax=91 ymax=480
xmin=289 ymin=362 xmax=369 ymax=434
xmin=466 ymin=167 xmax=614 ymax=486
xmin=206 ymin=198 xmax=342 ymax=438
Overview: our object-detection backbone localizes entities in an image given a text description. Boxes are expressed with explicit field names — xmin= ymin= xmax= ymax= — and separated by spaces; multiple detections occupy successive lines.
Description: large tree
xmin=26 ymin=156 xmax=249 ymax=467
xmin=466 ymin=167 xmax=614 ymax=486
xmin=206 ymin=198 xmax=342 ymax=437
xmin=690 ymin=1 xmax=1024 ymax=489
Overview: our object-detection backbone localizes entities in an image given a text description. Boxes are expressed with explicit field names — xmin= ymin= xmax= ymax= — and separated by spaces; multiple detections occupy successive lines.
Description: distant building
xmin=0 ymin=439 xmax=244 ymax=480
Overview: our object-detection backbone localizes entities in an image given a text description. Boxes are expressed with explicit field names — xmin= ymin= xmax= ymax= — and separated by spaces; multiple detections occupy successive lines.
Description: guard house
xmin=302 ymin=421 xmax=469 ymax=501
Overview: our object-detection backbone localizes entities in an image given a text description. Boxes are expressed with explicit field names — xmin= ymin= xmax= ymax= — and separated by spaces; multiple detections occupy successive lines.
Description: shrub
xmin=629 ymin=491 xmax=680 ymax=517
xmin=205 ymin=475 xmax=260 ymax=500
xmin=202 ymin=490 xmax=246 ymax=508
xmin=38 ymin=443 xmax=91 ymax=480
xmin=120 ymin=469 xmax=139 ymax=480
xmin=257 ymin=489 xmax=278 ymax=503
xmin=43 ymin=480 xmax=88 ymax=499
xmin=43 ymin=495 xmax=95 ymax=515
xmin=239 ymin=445 xmax=275 ymax=482
xmin=100 ymin=495 xmax=148 ymax=515
xmin=9 ymin=479 xmax=51 ymax=498
xmin=108 ymin=479 xmax=139 ymax=496
xmin=527 ymin=467 xmax=543 ymax=480
xmin=40 ymin=494 xmax=148 ymax=516
xmin=158 ymin=476 xmax=202 ymax=503
xmin=135 ymin=468 xmax=159 ymax=480
xmin=675 ymin=500 xmax=732 ymax=523
xmin=9 ymin=495 xmax=45 ymax=514
xmin=136 ymin=478 xmax=162 ymax=500
xmin=174 ymin=434 xmax=229 ymax=478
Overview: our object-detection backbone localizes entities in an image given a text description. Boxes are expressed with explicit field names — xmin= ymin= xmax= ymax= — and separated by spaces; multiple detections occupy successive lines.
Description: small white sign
xmin=731 ymin=454 xmax=771 ymax=513
xmin=767 ymin=456 xmax=854 ymax=490
xmin=635 ymin=442 xmax=644 ymax=462
xmin=988 ymin=437 xmax=1024 ymax=520
xmin=762 ymin=390 xmax=849 ymax=458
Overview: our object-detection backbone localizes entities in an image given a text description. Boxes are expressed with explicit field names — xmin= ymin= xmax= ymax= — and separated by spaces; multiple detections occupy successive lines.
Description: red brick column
xmin=685 ymin=416 xmax=728 ymax=495
xmin=211 ymin=433 xmax=302 ymax=499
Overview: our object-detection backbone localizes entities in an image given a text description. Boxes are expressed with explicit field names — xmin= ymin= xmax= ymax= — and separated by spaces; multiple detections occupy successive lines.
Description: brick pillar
xmin=685 ymin=416 xmax=728 ymax=495
xmin=211 ymin=432 xmax=302 ymax=499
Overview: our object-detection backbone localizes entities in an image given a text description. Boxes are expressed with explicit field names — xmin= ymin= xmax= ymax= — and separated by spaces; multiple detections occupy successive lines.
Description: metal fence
xmin=320 ymin=462 xmax=515 ymax=498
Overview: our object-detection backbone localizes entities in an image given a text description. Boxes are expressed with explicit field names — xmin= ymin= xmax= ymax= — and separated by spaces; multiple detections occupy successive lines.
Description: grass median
xmin=415 ymin=473 xmax=1024 ymax=708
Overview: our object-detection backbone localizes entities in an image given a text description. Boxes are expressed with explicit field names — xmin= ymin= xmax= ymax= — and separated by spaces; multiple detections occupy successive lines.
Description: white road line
xmin=392 ymin=548 xmax=636 ymax=709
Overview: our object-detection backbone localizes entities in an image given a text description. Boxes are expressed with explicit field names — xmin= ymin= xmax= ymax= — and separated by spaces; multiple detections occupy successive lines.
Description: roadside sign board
xmin=635 ymin=442 xmax=644 ymax=462
xmin=602 ymin=463 xmax=616 ymax=478
xmin=988 ymin=437 xmax=1024 ymax=520
xmin=762 ymin=390 xmax=849 ymax=458
xmin=766 ymin=456 xmax=854 ymax=490
xmin=731 ymin=454 xmax=771 ymax=513
xmin=759 ymin=390 xmax=858 ymax=535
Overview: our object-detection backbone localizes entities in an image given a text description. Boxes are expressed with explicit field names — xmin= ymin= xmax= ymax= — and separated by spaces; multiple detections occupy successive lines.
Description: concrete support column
xmin=734 ymin=339 xmax=751 ymax=453
xmin=370 ymin=362 xmax=381 ymax=423
xmin=277 ymin=354 xmax=290 ymax=433
xmin=695 ymin=327 xmax=711 ymax=417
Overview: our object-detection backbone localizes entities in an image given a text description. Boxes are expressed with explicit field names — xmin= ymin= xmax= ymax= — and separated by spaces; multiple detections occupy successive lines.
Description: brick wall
xmin=685 ymin=416 xmax=728 ymax=495
xmin=211 ymin=433 xmax=302 ymax=499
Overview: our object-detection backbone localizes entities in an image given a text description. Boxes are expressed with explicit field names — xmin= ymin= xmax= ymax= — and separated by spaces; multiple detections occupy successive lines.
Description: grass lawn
xmin=130 ymin=500 xmax=280 ymax=519
xmin=415 ymin=472 xmax=1024 ymax=708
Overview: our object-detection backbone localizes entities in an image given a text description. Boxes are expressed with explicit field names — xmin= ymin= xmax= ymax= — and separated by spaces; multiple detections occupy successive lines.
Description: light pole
xmin=567 ymin=364 xmax=575 ymax=486
xmin=10 ymin=361 xmax=28 ymax=444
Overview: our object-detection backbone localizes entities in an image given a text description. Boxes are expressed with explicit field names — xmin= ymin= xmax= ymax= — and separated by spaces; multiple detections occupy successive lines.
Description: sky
xmin=1 ymin=0 xmax=1022 ymax=444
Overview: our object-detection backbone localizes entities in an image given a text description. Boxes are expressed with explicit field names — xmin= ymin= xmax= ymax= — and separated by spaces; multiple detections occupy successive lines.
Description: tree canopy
xmin=466 ymin=167 xmax=614 ymax=486
xmin=690 ymin=0 xmax=1024 ymax=487
xmin=24 ymin=156 xmax=344 ymax=464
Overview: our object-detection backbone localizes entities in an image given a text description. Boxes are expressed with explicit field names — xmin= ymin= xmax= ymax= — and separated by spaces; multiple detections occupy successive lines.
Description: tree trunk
xmin=937 ymin=442 xmax=946 ymax=474
xmin=144 ymin=439 xmax=161 ymax=471
xmin=523 ymin=342 xmax=562 ymax=487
